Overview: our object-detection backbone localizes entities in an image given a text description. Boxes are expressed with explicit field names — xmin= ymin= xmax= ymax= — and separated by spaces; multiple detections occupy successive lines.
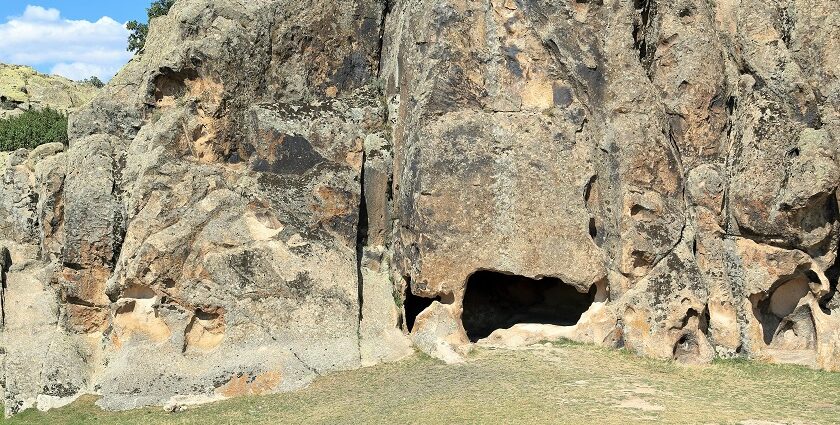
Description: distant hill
xmin=0 ymin=63 xmax=99 ymax=119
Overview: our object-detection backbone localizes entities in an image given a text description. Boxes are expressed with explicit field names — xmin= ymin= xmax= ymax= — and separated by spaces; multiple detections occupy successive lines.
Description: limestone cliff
xmin=0 ymin=64 xmax=98 ymax=119
xmin=1 ymin=0 xmax=838 ymax=416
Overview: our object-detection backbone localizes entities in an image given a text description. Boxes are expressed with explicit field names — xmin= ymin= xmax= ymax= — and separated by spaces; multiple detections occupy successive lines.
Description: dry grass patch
xmin=3 ymin=341 xmax=839 ymax=424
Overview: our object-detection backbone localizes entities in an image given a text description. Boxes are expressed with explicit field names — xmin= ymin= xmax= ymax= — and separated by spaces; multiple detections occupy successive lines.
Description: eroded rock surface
xmin=1 ymin=0 xmax=838 ymax=416
xmin=0 ymin=64 xmax=98 ymax=119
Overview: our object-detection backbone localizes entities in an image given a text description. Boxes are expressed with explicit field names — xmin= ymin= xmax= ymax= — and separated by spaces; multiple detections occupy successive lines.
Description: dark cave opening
xmin=462 ymin=271 xmax=596 ymax=342
xmin=404 ymin=281 xmax=440 ymax=333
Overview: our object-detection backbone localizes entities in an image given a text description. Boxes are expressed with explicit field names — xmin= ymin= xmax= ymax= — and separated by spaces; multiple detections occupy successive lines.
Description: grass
xmin=3 ymin=342 xmax=839 ymax=424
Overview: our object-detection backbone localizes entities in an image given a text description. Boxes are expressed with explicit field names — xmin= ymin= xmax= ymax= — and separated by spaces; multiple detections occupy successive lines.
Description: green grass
xmin=0 ymin=108 xmax=68 ymax=151
xmin=3 ymin=343 xmax=839 ymax=424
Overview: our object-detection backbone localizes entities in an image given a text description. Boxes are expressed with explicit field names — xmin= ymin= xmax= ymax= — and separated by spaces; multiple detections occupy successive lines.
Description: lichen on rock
xmin=0 ymin=63 xmax=98 ymax=120
xmin=0 ymin=0 xmax=839 ymax=416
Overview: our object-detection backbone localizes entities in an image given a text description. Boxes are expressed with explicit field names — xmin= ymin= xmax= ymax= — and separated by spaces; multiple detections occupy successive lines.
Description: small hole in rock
xmin=153 ymin=67 xmax=199 ymax=103
xmin=116 ymin=300 xmax=137 ymax=315
xmin=726 ymin=96 xmax=737 ymax=114
xmin=195 ymin=309 xmax=220 ymax=321
xmin=404 ymin=282 xmax=440 ymax=333
xmin=462 ymin=271 xmax=596 ymax=342
xmin=122 ymin=285 xmax=156 ymax=299
xmin=752 ymin=274 xmax=815 ymax=348
xmin=673 ymin=333 xmax=699 ymax=360
xmin=630 ymin=204 xmax=651 ymax=217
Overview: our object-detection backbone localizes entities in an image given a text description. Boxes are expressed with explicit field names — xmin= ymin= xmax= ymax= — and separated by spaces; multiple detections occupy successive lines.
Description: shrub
xmin=81 ymin=76 xmax=105 ymax=88
xmin=0 ymin=108 xmax=68 ymax=151
xmin=127 ymin=0 xmax=176 ymax=53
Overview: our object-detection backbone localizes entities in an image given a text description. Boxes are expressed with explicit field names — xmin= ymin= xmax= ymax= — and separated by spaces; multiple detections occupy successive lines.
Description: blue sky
xmin=0 ymin=2 xmax=150 ymax=81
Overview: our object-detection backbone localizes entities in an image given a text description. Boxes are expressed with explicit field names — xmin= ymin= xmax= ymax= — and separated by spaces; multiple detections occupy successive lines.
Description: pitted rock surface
xmin=0 ymin=0 xmax=838 ymax=416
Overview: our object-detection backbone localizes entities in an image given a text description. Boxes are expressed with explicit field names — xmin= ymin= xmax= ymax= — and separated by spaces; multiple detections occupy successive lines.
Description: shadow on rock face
xmin=751 ymin=272 xmax=818 ymax=349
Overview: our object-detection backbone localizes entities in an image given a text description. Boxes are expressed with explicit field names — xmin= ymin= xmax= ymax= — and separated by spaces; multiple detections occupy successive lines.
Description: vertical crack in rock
xmin=584 ymin=175 xmax=601 ymax=245
xmin=110 ymin=152 xmax=127 ymax=268
xmin=0 ymin=246 xmax=9 ymax=328
xmin=633 ymin=0 xmax=657 ymax=80
xmin=376 ymin=0 xmax=392 ymax=78
xmin=722 ymin=89 xmax=741 ymax=234
xmin=356 ymin=150 xmax=369 ymax=326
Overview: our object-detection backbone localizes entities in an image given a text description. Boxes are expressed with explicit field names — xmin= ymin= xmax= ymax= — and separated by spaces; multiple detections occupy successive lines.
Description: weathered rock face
xmin=1 ymin=0 xmax=838 ymax=416
xmin=0 ymin=64 xmax=98 ymax=119
xmin=382 ymin=0 xmax=840 ymax=367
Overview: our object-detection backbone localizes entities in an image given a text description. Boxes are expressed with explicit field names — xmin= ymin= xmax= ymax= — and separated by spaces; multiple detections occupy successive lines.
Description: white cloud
xmin=0 ymin=5 xmax=132 ymax=81
xmin=21 ymin=5 xmax=60 ymax=21
xmin=50 ymin=62 xmax=124 ymax=82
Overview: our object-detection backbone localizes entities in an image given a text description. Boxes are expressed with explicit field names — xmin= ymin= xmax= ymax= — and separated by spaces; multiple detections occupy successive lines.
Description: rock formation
xmin=1 ymin=0 xmax=838 ymax=416
xmin=0 ymin=64 xmax=98 ymax=119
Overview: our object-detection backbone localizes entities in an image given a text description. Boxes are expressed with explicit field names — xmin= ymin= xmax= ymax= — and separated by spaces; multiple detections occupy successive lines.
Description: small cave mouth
xmin=404 ymin=283 xmax=440 ymax=333
xmin=672 ymin=308 xmax=709 ymax=362
xmin=153 ymin=67 xmax=199 ymax=103
xmin=752 ymin=273 xmax=817 ymax=349
xmin=673 ymin=333 xmax=699 ymax=360
xmin=462 ymin=271 xmax=597 ymax=342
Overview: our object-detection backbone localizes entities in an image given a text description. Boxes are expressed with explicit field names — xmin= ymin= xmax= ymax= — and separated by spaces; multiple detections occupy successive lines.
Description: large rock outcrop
xmin=0 ymin=64 xmax=98 ymax=119
xmin=1 ymin=0 xmax=838 ymax=415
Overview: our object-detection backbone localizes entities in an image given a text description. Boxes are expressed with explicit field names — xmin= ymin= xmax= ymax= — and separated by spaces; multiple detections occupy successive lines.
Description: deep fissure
xmin=0 ymin=247 xmax=9 ymax=328
xmin=355 ymin=151 xmax=368 ymax=323
xmin=462 ymin=271 xmax=596 ymax=342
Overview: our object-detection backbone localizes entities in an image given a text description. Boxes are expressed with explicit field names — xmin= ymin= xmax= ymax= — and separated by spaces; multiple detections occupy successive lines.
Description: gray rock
xmin=1 ymin=0 xmax=839 ymax=416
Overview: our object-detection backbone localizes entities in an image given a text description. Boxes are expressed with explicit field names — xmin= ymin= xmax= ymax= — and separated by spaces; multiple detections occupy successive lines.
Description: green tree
xmin=0 ymin=108 xmax=68 ymax=151
xmin=127 ymin=0 xmax=176 ymax=53
xmin=81 ymin=76 xmax=105 ymax=88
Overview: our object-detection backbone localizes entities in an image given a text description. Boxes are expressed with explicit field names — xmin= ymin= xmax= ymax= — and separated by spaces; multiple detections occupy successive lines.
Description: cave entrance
xmin=462 ymin=270 xmax=596 ymax=342
xmin=404 ymin=281 xmax=440 ymax=333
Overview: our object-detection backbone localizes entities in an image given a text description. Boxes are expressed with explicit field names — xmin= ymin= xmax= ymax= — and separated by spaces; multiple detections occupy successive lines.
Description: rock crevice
xmin=1 ymin=0 xmax=839 ymax=416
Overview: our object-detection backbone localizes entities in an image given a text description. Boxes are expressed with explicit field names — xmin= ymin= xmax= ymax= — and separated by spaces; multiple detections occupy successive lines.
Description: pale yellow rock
xmin=0 ymin=63 xmax=98 ymax=119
